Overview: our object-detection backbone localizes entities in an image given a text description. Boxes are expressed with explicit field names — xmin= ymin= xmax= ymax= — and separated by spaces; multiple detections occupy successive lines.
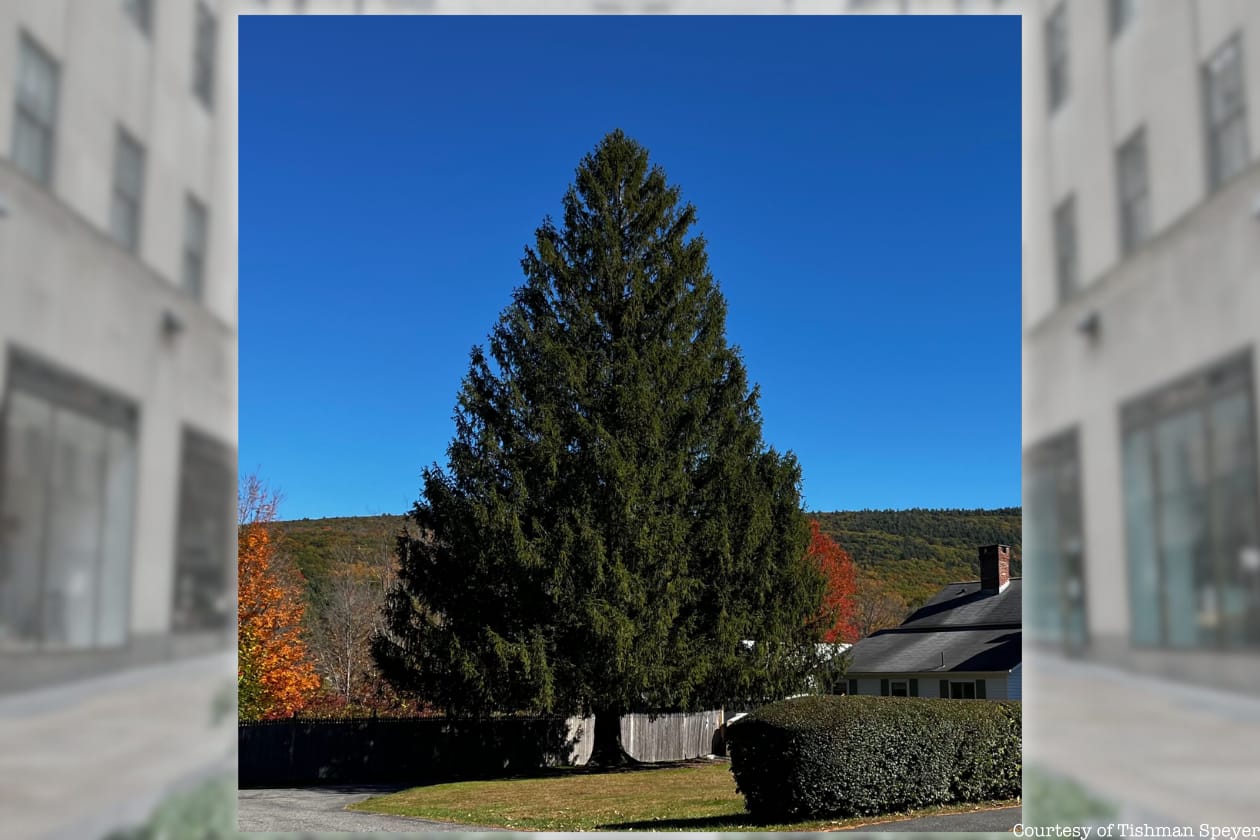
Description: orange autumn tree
xmin=807 ymin=519 xmax=858 ymax=644
xmin=238 ymin=475 xmax=319 ymax=719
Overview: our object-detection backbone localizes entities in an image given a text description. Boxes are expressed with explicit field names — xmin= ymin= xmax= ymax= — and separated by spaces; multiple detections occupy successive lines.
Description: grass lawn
xmin=349 ymin=760 xmax=1020 ymax=831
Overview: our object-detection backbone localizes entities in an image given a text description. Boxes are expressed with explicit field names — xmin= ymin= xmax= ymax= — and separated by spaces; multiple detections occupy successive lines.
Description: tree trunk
xmin=587 ymin=709 xmax=636 ymax=767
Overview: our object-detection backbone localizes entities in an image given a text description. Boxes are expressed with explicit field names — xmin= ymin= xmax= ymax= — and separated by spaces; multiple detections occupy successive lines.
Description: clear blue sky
xmin=240 ymin=14 xmax=1021 ymax=521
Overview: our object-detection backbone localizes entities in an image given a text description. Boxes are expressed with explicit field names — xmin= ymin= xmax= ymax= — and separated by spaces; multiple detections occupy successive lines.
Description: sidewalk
xmin=1024 ymin=652 xmax=1260 ymax=826
xmin=0 ymin=652 xmax=235 ymax=840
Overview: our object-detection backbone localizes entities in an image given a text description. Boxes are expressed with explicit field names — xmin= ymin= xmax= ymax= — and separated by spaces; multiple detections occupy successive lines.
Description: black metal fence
xmin=238 ymin=715 xmax=579 ymax=787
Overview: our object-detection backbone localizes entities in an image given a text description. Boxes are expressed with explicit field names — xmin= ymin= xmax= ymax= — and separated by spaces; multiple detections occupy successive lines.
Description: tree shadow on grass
xmin=570 ymin=756 xmax=727 ymax=775
xmin=597 ymin=813 xmax=779 ymax=831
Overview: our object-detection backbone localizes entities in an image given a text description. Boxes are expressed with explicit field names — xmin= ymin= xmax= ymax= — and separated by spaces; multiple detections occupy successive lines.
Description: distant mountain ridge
xmin=812 ymin=507 xmax=1022 ymax=608
xmin=272 ymin=507 xmax=1021 ymax=610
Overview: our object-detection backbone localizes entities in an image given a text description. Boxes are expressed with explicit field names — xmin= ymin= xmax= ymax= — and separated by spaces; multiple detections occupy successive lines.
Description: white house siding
xmin=1008 ymin=663 xmax=1022 ymax=700
xmin=850 ymin=674 xmax=1011 ymax=699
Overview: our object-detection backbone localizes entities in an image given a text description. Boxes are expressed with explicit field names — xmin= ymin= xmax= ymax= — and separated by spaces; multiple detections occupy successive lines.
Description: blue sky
xmin=240 ymin=14 xmax=1021 ymax=521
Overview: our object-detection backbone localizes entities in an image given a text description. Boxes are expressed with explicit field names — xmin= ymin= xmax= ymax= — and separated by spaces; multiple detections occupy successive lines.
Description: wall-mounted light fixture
xmin=1076 ymin=310 xmax=1101 ymax=341
xmin=161 ymin=309 xmax=185 ymax=342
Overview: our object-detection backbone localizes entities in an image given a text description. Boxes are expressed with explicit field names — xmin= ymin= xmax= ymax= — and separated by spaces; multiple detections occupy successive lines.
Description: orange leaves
xmin=806 ymin=519 xmax=858 ymax=644
xmin=238 ymin=475 xmax=320 ymax=720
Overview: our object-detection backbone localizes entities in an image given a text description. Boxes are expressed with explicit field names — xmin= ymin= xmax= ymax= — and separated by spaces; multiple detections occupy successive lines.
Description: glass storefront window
xmin=172 ymin=427 xmax=235 ymax=633
xmin=0 ymin=351 xmax=138 ymax=651
xmin=1121 ymin=350 xmax=1260 ymax=650
xmin=1024 ymin=428 xmax=1089 ymax=649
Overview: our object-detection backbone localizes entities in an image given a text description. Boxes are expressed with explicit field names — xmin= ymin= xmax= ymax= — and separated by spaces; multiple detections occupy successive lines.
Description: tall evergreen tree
xmin=373 ymin=130 xmax=826 ymax=764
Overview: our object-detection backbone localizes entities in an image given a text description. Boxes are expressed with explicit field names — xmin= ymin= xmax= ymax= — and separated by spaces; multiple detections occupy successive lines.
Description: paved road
xmin=1025 ymin=653 xmax=1260 ymax=824
xmin=842 ymin=805 xmax=1021 ymax=833
xmin=0 ymin=652 xmax=236 ymax=840
xmin=238 ymin=786 xmax=510 ymax=834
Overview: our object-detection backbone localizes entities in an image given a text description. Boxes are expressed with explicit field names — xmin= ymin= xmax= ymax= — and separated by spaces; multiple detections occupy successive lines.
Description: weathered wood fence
xmin=563 ymin=710 xmax=724 ymax=764
xmin=239 ymin=709 xmax=725 ymax=787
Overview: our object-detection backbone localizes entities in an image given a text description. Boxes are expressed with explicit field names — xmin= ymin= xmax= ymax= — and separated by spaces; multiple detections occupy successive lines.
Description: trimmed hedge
xmin=726 ymin=694 xmax=1021 ymax=819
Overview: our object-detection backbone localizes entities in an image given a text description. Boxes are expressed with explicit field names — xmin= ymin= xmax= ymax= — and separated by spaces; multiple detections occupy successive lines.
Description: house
xmin=844 ymin=545 xmax=1021 ymax=700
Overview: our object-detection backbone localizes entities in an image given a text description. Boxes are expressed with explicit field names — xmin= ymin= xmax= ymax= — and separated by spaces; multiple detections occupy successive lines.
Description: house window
xmin=949 ymin=681 xmax=977 ymax=699
xmin=1122 ymin=350 xmax=1260 ymax=650
xmin=192 ymin=2 xmax=217 ymax=109
xmin=1116 ymin=128 xmax=1150 ymax=256
xmin=1045 ymin=2 xmax=1069 ymax=113
xmin=171 ymin=427 xmax=235 ymax=633
xmin=1024 ymin=429 xmax=1089 ymax=648
xmin=0 ymin=350 xmax=137 ymax=651
xmin=1204 ymin=35 xmax=1249 ymax=192
xmin=123 ymin=0 xmax=153 ymax=37
xmin=889 ymin=680 xmax=909 ymax=697
xmin=1053 ymin=195 xmax=1078 ymax=302
xmin=1109 ymin=0 xmax=1134 ymax=40
xmin=11 ymin=32 xmax=60 ymax=187
xmin=182 ymin=194 xmax=209 ymax=299
xmin=110 ymin=127 xmax=146 ymax=253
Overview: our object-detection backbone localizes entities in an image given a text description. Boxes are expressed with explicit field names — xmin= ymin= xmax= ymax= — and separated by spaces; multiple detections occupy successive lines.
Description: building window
xmin=890 ymin=680 xmax=909 ymax=697
xmin=1053 ymin=195 xmax=1078 ymax=302
xmin=1045 ymin=2 xmax=1069 ymax=113
xmin=1024 ymin=429 xmax=1089 ymax=648
xmin=192 ymin=2 xmax=217 ymax=109
xmin=1116 ymin=128 xmax=1151 ymax=256
xmin=183 ymin=194 xmax=209 ymax=299
xmin=1122 ymin=350 xmax=1260 ymax=650
xmin=11 ymin=32 xmax=60 ymax=187
xmin=171 ymin=427 xmax=235 ymax=633
xmin=1109 ymin=0 xmax=1134 ymax=40
xmin=1204 ymin=35 xmax=1249 ymax=192
xmin=0 ymin=350 xmax=138 ymax=651
xmin=123 ymin=0 xmax=154 ymax=37
xmin=109 ymin=128 xmax=146 ymax=253
xmin=949 ymin=681 xmax=977 ymax=699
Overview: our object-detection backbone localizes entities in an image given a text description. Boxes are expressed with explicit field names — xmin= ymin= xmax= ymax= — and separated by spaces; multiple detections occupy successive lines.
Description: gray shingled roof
xmin=846 ymin=626 xmax=1021 ymax=673
xmin=846 ymin=578 xmax=1022 ymax=675
xmin=899 ymin=578 xmax=1022 ymax=630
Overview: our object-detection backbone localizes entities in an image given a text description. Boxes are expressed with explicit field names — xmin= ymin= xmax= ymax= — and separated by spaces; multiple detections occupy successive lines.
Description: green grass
xmin=349 ymin=761 xmax=1020 ymax=831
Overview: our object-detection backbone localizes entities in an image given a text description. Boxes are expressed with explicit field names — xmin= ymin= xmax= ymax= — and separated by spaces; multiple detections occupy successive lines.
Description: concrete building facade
xmin=0 ymin=0 xmax=237 ymax=691
xmin=1022 ymin=0 xmax=1260 ymax=691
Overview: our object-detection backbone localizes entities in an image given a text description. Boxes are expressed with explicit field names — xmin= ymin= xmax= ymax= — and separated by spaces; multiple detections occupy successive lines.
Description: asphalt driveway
xmin=843 ymin=805 xmax=1021 ymax=832
xmin=238 ymin=785 xmax=509 ymax=833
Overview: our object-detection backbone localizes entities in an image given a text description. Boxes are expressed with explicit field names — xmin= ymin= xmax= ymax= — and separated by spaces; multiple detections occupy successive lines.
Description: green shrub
xmin=726 ymin=694 xmax=1021 ymax=819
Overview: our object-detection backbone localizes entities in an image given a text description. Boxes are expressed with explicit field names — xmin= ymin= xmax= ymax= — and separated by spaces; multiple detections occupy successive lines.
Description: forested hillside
xmin=272 ymin=507 xmax=1020 ymax=612
xmin=813 ymin=508 xmax=1022 ymax=608
xmin=271 ymin=514 xmax=409 ymax=589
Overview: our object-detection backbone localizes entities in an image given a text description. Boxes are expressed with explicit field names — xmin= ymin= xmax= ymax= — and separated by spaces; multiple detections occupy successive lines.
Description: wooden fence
xmin=563 ymin=710 xmax=725 ymax=764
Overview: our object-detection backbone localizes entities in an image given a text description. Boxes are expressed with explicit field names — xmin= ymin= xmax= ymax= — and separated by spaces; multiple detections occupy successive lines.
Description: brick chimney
xmin=979 ymin=544 xmax=1011 ymax=594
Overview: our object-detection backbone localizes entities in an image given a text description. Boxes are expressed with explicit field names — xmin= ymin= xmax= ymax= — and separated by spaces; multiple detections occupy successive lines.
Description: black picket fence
xmin=238 ymin=715 xmax=581 ymax=787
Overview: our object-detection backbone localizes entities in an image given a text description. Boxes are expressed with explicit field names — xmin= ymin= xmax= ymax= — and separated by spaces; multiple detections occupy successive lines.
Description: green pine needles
xmin=373 ymin=130 xmax=827 ymax=751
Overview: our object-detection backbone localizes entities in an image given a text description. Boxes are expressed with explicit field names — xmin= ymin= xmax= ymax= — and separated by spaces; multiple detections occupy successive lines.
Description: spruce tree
xmin=373 ymin=130 xmax=826 ymax=764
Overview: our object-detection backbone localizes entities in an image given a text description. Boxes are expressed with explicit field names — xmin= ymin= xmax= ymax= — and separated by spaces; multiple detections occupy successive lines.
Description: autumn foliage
xmin=807 ymin=519 xmax=858 ymax=643
xmin=238 ymin=475 xmax=320 ymax=720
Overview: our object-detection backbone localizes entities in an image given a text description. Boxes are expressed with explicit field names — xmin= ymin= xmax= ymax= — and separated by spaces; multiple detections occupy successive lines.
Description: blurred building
xmin=0 ymin=0 xmax=237 ymax=693
xmin=1023 ymin=0 xmax=1260 ymax=692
